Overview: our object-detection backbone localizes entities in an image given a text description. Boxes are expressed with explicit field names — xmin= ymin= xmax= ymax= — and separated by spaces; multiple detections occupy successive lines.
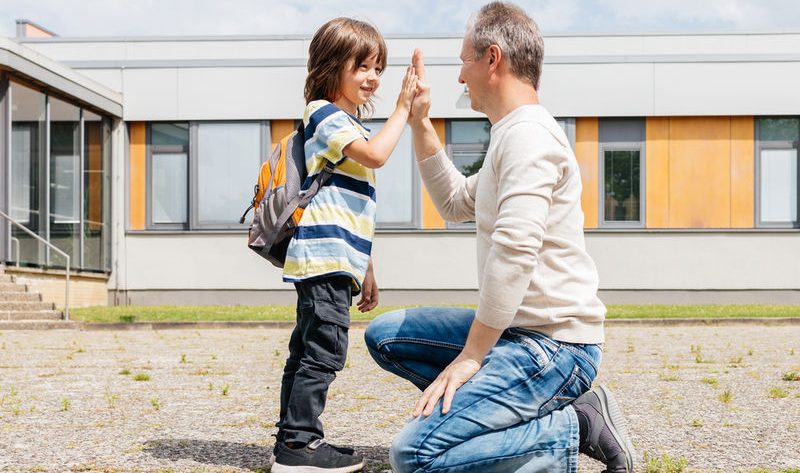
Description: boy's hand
xmin=358 ymin=261 xmax=379 ymax=312
xmin=396 ymin=64 xmax=418 ymax=114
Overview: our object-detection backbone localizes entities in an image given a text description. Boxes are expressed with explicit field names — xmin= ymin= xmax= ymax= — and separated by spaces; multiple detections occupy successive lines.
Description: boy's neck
xmin=333 ymin=98 xmax=358 ymax=116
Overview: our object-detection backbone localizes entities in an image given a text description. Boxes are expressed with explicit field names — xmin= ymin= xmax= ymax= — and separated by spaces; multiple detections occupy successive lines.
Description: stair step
xmin=0 ymin=292 xmax=41 ymax=302
xmin=0 ymin=320 xmax=77 ymax=330
xmin=0 ymin=301 xmax=55 ymax=311
xmin=1 ymin=310 xmax=63 ymax=321
xmin=0 ymin=282 xmax=28 ymax=292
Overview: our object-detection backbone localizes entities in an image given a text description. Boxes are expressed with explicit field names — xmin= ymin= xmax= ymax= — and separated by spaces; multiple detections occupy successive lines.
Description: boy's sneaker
xmin=573 ymin=385 xmax=636 ymax=473
xmin=272 ymin=439 xmax=364 ymax=473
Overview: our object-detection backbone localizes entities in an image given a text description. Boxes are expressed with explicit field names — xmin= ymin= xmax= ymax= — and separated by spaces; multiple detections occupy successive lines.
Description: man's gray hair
xmin=466 ymin=1 xmax=545 ymax=89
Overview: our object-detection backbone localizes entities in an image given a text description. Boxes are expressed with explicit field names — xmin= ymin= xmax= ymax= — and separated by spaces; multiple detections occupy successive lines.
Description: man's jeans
xmin=277 ymin=275 xmax=352 ymax=445
xmin=364 ymin=308 xmax=602 ymax=473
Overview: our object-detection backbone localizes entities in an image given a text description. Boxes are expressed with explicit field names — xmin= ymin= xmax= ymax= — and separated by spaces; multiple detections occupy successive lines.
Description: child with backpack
xmin=271 ymin=17 xmax=418 ymax=473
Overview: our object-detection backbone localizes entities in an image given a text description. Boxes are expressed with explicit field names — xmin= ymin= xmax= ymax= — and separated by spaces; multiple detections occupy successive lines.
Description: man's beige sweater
xmin=418 ymin=105 xmax=605 ymax=344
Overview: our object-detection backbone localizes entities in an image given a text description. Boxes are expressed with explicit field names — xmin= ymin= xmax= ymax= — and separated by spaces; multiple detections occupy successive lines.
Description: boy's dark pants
xmin=277 ymin=275 xmax=352 ymax=445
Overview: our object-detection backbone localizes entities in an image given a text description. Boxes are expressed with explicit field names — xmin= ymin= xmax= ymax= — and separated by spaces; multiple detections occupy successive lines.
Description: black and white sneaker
xmin=573 ymin=385 xmax=636 ymax=473
xmin=272 ymin=439 xmax=364 ymax=473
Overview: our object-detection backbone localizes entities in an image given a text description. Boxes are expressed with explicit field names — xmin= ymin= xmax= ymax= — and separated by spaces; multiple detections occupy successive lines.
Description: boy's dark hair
xmin=305 ymin=17 xmax=387 ymax=118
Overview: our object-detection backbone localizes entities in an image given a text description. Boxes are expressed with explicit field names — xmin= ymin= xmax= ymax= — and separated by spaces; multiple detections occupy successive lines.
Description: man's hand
xmin=358 ymin=259 xmax=379 ymax=312
xmin=413 ymin=354 xmax=481 ymax=417
xmin=409 ymin=48 xmax=431 ymax=124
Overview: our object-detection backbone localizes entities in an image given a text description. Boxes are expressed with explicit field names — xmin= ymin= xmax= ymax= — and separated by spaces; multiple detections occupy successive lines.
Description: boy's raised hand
xmin=409 ymin=48 xmax=431 ymax=122
xmin=396 ymin=65 xmax=418 ymax=113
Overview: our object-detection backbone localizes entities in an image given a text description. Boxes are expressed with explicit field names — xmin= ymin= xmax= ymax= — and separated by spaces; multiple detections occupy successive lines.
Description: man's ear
xmin=487 ymin=44 xmax=501 ymax=69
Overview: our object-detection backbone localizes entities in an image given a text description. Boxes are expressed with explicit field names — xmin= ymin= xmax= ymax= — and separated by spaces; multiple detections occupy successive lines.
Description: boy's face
xmin=336 ymin=52 xmax=382 ymax=115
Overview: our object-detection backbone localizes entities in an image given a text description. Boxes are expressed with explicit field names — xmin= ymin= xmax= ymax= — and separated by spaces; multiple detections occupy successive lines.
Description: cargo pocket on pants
xmin=305 ymin=301 xmax=350 ymax=372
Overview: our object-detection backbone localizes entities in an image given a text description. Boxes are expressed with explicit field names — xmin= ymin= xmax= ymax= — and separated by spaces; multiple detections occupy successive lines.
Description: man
xmin=364 ymin=2 xmax=636 ymax=472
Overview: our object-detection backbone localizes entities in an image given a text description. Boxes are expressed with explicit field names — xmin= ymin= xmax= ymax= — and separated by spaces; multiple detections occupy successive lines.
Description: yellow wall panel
xmin=730 ymin=116 xmax=755 ymax=228
xmin=575 ymin=118 xmax=599 ymax=228
xmin=668 ymin=117 xmax=731 ymax=228
xmin=421 ymin=119 xmax=446 ymax=229
xmin=645 ymin=117 xmax=670 ymax=228
xmin=129 ymin=122 xmax=146 ymax=230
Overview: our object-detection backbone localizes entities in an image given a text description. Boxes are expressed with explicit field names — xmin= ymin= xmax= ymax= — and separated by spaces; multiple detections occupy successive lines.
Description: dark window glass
xmin=604 ymin=150 xmax=640 ymax=222
xmin=759 ymin=118 xmax=800 ymax=142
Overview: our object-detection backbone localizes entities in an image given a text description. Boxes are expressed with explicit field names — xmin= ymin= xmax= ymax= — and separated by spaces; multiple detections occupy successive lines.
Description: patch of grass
xmin=180 ymin=354 xmax=187 ymax=364
xmin=60 ymin=398 xmax=70 ymax=412
xmin=104 ymin=391 xmax=119 ymax=409
xmin=768 ymin=386 xmax=789 ymax=399
xmin=659 ymin=373 xmax=680 ymax=382
xmin=70 ymin=304 xmax=800 ymax=323
xmin=700 ymin=377 xmax=719 ymax=388
xmin=118 ymin=368 xmax=131 ymax=376
xmin=782 ymin=371 xmax=800 ymax=381
xmin=221 ymin=385 xmax=230 ymax=396
xmin=643 ymin=451 xmax=688 ymax=473
xmin=718 ymin=389 xmax=733 ymax=403
xmin=690 ymin=418 xmax=703 ymax=428
xmin=133 ymin=373 xmax=151 ymax=382
xmin=150 ymin=398 xmax=161 ymax=410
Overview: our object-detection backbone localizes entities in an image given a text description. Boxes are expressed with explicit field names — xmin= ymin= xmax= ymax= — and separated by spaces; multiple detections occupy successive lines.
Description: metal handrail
xmin=0 ymin=210 xmax=70 ymax=320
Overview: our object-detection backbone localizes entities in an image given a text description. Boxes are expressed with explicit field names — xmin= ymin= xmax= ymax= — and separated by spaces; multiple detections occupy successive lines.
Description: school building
xmin=1 ymin=20 xmax=799 ymax=312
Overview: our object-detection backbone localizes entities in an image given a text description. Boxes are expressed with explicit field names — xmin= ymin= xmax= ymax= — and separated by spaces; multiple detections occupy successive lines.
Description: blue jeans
xmin=364 ymin=308 xmax=602 ymax=473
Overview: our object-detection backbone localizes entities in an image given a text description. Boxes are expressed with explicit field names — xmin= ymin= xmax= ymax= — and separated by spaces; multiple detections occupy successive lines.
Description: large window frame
xmin=365 ymin=120 xmax=420 ymax=230
xmin=2 ymin=77 xmax=112 ymax=272
xmin=145 ymin=121 xmax=271 ymax=231
xmin=755 ymin=118 xmax=799 ymax=229
xmin=598 ymin=118 xmax=645 ymax=229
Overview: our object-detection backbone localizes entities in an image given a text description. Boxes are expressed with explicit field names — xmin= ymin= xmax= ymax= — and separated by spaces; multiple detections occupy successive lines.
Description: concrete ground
xmin=0 ymin=323 xmax=798 ymax=472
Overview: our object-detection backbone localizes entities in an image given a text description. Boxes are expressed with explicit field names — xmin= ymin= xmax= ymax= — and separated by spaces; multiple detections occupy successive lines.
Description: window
xmin=146 ymin=121 xmax=270 ymax=230
xmin=5 ymin=80 xmax=111 ymax=271
xmin=444 ymin=119 xmax=490 ymax=228
xmin=365 ymin=120 xmax=418 ymax=228
xmin=599 ymin=118 xmax=645 ymax=227
xmin=757 ymin=118 xmax=799 ymax=228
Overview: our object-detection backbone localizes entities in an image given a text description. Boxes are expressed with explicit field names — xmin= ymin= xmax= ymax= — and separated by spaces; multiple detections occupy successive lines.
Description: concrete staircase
xmin=0 ymin=265 xmax=64 ymax=323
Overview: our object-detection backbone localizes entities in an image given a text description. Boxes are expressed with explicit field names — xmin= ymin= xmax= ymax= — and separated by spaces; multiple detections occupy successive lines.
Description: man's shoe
xmin=573 ymin=385 xmax=635 ymax=473
xmin=272 ymin=439 xmax=364 ymax=473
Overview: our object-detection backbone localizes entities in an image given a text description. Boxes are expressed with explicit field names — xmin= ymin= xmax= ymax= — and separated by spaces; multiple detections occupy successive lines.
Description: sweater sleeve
xmin=475 ymin=123 xmax=566 ymax=330
xmin=417 ymin=149 xmax=478 ymax=223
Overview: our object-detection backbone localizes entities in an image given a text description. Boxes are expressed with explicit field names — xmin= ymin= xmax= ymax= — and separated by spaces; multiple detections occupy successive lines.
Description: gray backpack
xmin=239 ymin=124 xmax=335 ymax=268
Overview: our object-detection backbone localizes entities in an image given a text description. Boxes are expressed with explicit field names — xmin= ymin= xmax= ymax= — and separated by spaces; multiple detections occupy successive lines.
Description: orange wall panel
xmin=668 ymin=117 xmax=731 ymax=228
xmin=645 ymin=117 xmax=670 ymax=228
xmin=270 ymin=120 xmax=297 ymax=151
xmin=421 ymin=119 xmax=446 ymax=229
xmin=575 ymin=118 xmax=599 ymax=228
xmin=129 ymin=122 xmax=146 ymax=230
xmin=730 ymin=117 xmax=755 ymax=228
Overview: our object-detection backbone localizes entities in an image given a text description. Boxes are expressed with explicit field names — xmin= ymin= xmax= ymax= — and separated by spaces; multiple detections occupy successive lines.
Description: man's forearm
xmin=460 ymin=318 xmax=504 ymax=363
xmin=410 ymin=117 xmax=443 ymax=161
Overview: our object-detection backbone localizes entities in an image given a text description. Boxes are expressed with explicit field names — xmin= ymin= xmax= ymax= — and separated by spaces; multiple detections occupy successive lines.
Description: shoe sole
xmin=595 ymin=385 xmax=636 ymax=473
xmin=271 ymin=462 xmax=365 ymax=473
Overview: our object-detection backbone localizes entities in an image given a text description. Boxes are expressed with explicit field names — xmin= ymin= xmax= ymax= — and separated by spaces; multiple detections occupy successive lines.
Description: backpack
xmin=239 ymin=124 xmax=335 ymax=268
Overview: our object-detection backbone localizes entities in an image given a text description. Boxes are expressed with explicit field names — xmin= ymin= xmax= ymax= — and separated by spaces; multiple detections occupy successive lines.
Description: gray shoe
xmin=573 ymin=385 xmax=635 ymax=473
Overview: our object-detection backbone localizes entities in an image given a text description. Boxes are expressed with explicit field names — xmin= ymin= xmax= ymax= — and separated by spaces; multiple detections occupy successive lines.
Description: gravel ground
xmin=0 ymin=324 xmax=798 ymax=473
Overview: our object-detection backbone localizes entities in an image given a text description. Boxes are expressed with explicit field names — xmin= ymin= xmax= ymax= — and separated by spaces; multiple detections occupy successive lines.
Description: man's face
xmin=458 ymin=36 xmax=487 ymax=113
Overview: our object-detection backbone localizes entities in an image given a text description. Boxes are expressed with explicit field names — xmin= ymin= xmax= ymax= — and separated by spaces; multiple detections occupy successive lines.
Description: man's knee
xmin=364 ymin=309 xmax=407 ymax=354
xmin=390 ymin=428 xmax=419 ymax=473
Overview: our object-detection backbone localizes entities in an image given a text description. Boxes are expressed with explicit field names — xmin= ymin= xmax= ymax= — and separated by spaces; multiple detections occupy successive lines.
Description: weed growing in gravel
xmin=728 ymin=355 xmax=744 ymax=366
xmin=61 ymin=398 xmax=70 ymax=411
xmin=782 ymin=371 xmax=800 ymax=381
xmin=790 ymin=349 xmax=795 ymax=355
xmin=222 ymin=385 xmax=230 ymax=396
xmin=659 ymin=373 xmax=680 ymax=382
xmin=119 ymin=368 xmax=131 ymax=375
xmin=208 ymin=382 xmax=214 ymax=391
xmin=718 ymin=389 xmax=733 ymax=403
xmin=643 ymin=451 xmax=688 ymax=473
xmin=150 ymin=398 xmax=161 ymax=410
xmin=180 ymin=354 xmax=187 ymax=364
xmin=701 ymin=377 xmax=719 ymax=388
xmin=690 ymin=418 xmax=703 ymax=427
xmin=133 ymin=373 xmax=151 ymax=382
xmin=769 ymin=386 xmax=789 ymax=399
xmin=104 ymin=390 xmax=119 ymax=409
xmin=273 ymin=349 xmax=280 ymax=357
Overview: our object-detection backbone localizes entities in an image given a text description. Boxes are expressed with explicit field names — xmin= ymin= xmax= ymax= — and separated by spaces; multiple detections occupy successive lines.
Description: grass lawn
xmin=70 ymin=304 xmax=800 ymax=324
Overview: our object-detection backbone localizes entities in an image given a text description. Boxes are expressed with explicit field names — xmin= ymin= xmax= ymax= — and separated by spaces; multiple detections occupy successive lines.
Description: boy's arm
xmin=343 ymin=65 xmax=418 ymax=169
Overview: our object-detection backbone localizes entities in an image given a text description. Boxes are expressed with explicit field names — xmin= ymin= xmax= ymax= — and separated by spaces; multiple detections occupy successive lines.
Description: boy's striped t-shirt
xmin=282 ymin=100 xmax=376 ymax=293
